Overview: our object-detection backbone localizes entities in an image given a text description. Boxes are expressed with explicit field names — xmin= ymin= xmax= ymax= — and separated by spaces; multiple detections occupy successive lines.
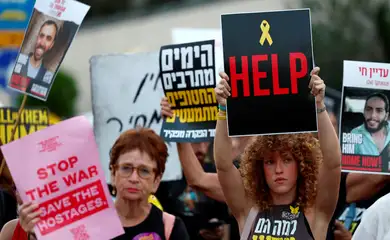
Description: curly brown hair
xmin=109 ymin=128 xmax=168 ymax=177
xmin=239 ymin=133 xmax=321 ymax=212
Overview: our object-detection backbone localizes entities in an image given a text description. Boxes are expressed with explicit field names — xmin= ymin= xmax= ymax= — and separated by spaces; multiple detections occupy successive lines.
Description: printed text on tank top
xmin=247 ymin=205 xmax=314 ymax=240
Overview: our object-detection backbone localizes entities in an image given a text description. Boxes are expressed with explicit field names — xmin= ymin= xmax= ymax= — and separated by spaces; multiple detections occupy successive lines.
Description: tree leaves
xmin=15 ymin=69 xmax=78 ymax=118
xmin=301 ymin=0 xmax=390 ymax=91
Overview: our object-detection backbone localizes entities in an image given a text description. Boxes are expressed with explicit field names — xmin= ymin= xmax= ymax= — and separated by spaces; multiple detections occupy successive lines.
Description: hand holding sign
xmin=1 ymin=116 xmax=124 ymax=239
xmin=160 ymin=97 xmax=174 ymax=118
xmin=214 ymin=72 xmax=231 ymax=107
xmin=309 ymin=67 xmax=326 ymax=103
xmin=19 ymin=202 xmax=41 ymax=233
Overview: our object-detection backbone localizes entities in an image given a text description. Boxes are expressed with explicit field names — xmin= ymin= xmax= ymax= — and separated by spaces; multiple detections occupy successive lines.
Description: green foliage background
xmin=300 ymin=0 xmax=390 ymax=91
xmin=15 ymin=69 xmax=78 ymax=119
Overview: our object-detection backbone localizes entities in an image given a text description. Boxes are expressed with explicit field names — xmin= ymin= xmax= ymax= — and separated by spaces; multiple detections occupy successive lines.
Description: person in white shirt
xmin=352 ymin=192 xmax=390 ymax=240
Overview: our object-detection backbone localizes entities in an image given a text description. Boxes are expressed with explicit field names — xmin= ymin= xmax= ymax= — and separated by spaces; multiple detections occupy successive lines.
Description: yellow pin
xmin=148 ymin=194 xmax=163 ymax=211
xmin=259 ymin=20 xmax=273 ymax=46
xmin=290 ymin=205 xmax=299 ymax=215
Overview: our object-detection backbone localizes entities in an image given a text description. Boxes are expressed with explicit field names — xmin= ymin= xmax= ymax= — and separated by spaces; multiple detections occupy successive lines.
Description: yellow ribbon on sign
xmin=259 ymin=20 xmax=273 ymax=46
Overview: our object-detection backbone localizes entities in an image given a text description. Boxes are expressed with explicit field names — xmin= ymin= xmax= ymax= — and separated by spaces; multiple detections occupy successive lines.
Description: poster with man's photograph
xmin=8 ymin=0 xmax=90 ymax=101
xmin=340 ymin=60 xmax=390 ymax=175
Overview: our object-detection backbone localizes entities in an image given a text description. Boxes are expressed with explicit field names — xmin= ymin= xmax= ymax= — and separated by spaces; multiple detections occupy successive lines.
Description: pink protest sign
xmin=1 ymin=116 xmax=124 ymax=240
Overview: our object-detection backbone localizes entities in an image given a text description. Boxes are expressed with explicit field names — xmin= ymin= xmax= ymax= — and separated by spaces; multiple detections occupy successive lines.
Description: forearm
xmin=177 ymin=143 xmax=206 ymax=186
xmin=214 ymin=112 xmax=234 ymax=171
xmin=314 ymin=103 xmax=342 ymax=221
xmin=346 ymin=174 xmax=390 ymax=203
xmin=177 ymin=143 xmax=225 ymax=202
xmin=317 ymin=102 xmax=341 ymax=169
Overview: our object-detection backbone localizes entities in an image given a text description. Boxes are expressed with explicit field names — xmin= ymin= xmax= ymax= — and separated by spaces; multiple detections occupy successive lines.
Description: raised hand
xmin=333 ymin=220 xmax=352 ymax=240
xmin=309 ymin=66 xmax=326 ymax=103
xmin=214 ymin=72 xmax=231 ymax=107
xmin=19 ymin=202 xmax=41 ymax=233
xmin=160 ymin=97 xmax=174 ymax=118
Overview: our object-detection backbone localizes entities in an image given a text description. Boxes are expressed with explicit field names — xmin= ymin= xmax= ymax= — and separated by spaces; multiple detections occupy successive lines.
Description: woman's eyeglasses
xmin=114 ymin=164 xmax=156 ymax=179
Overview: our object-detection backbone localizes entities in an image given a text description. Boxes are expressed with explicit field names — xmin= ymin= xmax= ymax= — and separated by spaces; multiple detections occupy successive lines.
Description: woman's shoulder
xmin=0 ymin=219 xmax=19 ymax=240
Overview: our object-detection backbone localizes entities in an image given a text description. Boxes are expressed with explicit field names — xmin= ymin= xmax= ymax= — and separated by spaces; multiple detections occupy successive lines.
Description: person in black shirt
xmin=323 ymin=109 xmax=390 ymax=240
xmin=115 ymin=204 xmax=188 ymax=240
xmin=213 ymin=69 xmax=341 ymax=240
xmin=110 ymin=128 xmax=189 ymax=239
xmin=0 ymin=186 xmax=17 ymax=231
xmin=160 ymin=98 xmax=247 ymax=239
xmin=0 ymin=140 xmax=18 ymax=232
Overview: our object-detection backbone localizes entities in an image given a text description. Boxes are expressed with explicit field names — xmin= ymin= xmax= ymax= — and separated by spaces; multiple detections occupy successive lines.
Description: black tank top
xmin=245 ymin=205 xmax=314 ymax=240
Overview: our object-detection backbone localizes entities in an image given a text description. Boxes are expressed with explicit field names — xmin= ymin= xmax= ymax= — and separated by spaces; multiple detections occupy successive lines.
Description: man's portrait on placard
xmin=9 ymin=8 xmax=79 ymax=100
xmin=341 ymin=87 xmax=390 ymax=171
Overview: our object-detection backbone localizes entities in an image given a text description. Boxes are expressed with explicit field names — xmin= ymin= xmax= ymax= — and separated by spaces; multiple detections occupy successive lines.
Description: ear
xmin=152 ymin=175 xmax=162 ymax=193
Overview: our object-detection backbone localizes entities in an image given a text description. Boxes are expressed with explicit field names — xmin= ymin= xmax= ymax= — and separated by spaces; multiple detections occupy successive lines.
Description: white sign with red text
xmin=343 ymin=60 xmax=390 ymax=89
xmin=340 ymin=60 xmax=390 ymax=175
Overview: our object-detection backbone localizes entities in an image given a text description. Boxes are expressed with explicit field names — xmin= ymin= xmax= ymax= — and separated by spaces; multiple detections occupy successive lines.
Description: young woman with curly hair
xmin=213 ymin=67 xmax=341 ymax=240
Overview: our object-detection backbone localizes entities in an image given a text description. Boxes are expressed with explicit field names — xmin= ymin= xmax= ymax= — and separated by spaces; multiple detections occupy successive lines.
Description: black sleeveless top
xmin=246 ymin=205 xmax=314 ymax=240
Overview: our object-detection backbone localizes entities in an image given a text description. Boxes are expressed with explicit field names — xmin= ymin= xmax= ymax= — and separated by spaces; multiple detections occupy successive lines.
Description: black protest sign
xmin=160 ymin=40 xmax=217 ymax=142
xmin=221 ymin=9 xmax=317 ymax=136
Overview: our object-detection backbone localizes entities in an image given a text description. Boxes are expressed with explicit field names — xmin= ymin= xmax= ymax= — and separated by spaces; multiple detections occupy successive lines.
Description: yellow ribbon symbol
xmin=290 ymin=205 xmax=299 ymax=215
xmin=259 ymin=20 xmax=273 ymax=46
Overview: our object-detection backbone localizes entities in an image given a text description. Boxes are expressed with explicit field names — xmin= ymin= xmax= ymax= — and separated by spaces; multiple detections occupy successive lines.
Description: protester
xmin=160 ymin=99 xmax=224 ymax=202
xmin=0 ymin=188 xmax=18 ymax=240
xmin=327 ymin=172 xmax=390 ymax=240
xmin=352 ymin=192 xmax=390 ymax=239
xmin=213 ymin=67 xmax=341 ymax=239
xmin=153 ymin=106 xmax=232 ymax=240
xmin=324 ymin=110 xmax=390 ymax=240
xmin=109 ymin=178 xmax=164 ymax=211
xmin=4 ymin=128 xmax=189 ymax=240
xmin=0 ymin=187 xmax=26 ymax=240
xmin=0 ymin=180 xmax=17 ymax=233
xmin=0 ymin=139 xmax=18 ymax=233
xmin=170 ymin=142 xmax=229 ymax=240
xmin=160 ymin=98 xmax=260 ymax=239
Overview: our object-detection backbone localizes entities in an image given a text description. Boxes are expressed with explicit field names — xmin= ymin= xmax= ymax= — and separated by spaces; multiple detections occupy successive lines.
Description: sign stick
xmin=0 ymin=94 xmax=28 ymax=176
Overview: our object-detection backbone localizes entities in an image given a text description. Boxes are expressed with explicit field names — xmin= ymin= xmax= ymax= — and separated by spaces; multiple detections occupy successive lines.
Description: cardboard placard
xmin=160 ymin=40 xmax=217 ymax=142
xmin=340 ymin=60 xmax=390 ymax=174
xmin=8 ymin=0 xmax=90 ymax=101
xmin=221 ymin=9 xmax=316 ymax=136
